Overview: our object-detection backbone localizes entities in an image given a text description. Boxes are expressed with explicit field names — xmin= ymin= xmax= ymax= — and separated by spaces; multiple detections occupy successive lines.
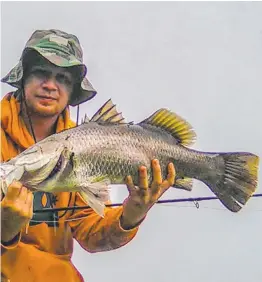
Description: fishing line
xmin=33 ymin=193 xmax=262 ymax=214
xmin=30 ymin=193 xmax=262 ymax=224
xmin=160 ymin=205 xmax=262 ymax=212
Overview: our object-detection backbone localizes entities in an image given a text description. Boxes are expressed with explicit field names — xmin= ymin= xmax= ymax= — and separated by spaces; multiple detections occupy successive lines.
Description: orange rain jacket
xmin=1 ymin=92 xmax=140 ymax=282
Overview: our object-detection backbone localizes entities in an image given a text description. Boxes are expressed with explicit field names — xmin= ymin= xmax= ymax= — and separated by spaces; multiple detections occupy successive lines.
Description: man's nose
xmin=42 ymin=77 xmax=58 ymax=92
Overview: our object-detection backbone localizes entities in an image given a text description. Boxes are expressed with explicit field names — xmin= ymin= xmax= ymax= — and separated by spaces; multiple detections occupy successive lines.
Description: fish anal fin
xmin=90 ymin=99 xmax=126 ymax=124
xmin=174 ymin=178 xmax=193 ymax=191
xmin=139 ymin=109 xmax=196 ymax=147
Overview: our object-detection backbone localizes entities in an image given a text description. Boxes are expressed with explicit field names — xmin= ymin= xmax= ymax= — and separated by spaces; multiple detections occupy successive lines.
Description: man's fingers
xmin=138 ymin=166 xmax=148 ymax=190
xmin=26 ymin=192 xmax=34 ymax=217
xmin=5 ymin=181 xmax=32 ymax=205
xmin=159 ymin=163 xmax=176 ymax=194
xmin=19 ymin=186 xmax=30 ymax=202
xmin=25 ymin=191 xmax=34 ymax=206
xmin=126 ymin=175 xmax=136 ymax=195
xmin=150 ymin=159 xmax=163 ymax=196
xmin=6 ymin=180 xmax=23 ymax=200
xmin=167 ymin=162 xmax=176 ymax=186
xmin=152 ymin=159 xmax=162 ymax=185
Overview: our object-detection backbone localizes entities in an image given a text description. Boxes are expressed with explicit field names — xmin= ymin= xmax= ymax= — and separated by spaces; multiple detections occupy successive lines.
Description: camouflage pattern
xmin=1 ymin=29 xmax=97 ymax=106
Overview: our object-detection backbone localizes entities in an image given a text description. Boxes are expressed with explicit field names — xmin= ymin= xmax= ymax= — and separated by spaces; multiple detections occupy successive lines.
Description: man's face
xmin=23 ymin=58 xmax=75 ymax=117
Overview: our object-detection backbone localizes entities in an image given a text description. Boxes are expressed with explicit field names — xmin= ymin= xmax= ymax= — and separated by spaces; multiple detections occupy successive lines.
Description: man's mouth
xmin=36 ymin=95 xmax=57 ymax=101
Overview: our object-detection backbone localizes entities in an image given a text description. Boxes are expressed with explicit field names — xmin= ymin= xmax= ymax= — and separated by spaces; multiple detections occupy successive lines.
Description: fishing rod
xmin=33 ymin=193 xmax=262 ymax=213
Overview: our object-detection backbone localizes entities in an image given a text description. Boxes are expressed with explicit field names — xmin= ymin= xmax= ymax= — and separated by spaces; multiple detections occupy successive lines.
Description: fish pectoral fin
xmin=174 ymin=178 xmax=193 ymax=191
xmin=139 ymin=108 xmax=196 ymax=147
xmin=79 ymin=190 xmax=106 ymax=217
xmin=79 ymin=179 xmax=111 ymax=217
xmin=89 ymin=99 xmax=126 ymax=124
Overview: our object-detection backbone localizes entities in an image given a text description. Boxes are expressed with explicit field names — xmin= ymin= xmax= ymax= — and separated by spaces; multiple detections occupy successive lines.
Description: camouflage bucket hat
xmin=1 ymin=29 xmax=97 ymax=106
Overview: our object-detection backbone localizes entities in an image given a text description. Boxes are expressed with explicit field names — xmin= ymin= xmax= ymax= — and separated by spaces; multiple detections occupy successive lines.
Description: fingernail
xmin=126 ymin=175 xmax=132 ymax=182
xmin=153 ymin=159 xmax=159 ymax=165
xmin=12 ymin=180 xmax=22 ymax=188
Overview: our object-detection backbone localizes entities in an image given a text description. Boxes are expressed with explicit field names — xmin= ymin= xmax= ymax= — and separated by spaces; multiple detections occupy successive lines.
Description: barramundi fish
xmin=0 ymin=100 xmax=259 ymax=216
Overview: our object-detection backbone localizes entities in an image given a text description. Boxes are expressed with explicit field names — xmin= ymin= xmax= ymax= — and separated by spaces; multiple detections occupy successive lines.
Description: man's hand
xmin=120 ymin=159 xmax=176 ymax=230
xmin=1 ymin=181 xmax=34 ymax=244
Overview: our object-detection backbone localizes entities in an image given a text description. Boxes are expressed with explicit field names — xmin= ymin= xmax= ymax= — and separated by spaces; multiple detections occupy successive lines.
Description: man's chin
xmin=34 ymin=105 xmax=59 ymax=117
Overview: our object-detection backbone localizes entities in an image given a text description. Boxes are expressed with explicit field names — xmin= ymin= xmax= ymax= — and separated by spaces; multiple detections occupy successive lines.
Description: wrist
xmin=1 ymin=232 xmax=21 ymax=246
xmin=1 ymin=218 xmax=24 ymax=243
xmin=119 ymin=213 xmax=146 ymax=230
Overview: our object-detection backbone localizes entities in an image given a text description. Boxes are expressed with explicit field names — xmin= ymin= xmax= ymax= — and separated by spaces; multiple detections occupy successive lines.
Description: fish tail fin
xmin=205 ymin=152 xmax=259 ymax=212
xmin=0 ymin=164 xmax=25 ymax=195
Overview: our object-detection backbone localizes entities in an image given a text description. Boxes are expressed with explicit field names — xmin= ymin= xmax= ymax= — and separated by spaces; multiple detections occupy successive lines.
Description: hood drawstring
xmin=76 ymin=104 xmax=80 ymax=126
xmin=20 ymin=87 xmax=81 ymax=226
xmin=21 ymin=88 xmax=37 ymax=144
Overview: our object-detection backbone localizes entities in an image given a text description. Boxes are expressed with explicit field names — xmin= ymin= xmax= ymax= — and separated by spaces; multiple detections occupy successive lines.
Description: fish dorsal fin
xmin=90 ymin=99 xmax=126 ymax=124
xmin=81 ymin=114 xmax=90 ymax=124
xmin=139 ymin=109 xmax=196 ymax=146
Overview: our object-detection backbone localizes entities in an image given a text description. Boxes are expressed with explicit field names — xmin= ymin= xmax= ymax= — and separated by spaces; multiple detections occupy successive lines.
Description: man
xmin=1 ymin=29 xmax=176 ymax=282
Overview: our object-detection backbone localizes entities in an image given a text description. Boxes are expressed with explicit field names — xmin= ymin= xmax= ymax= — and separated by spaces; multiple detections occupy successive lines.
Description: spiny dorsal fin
xmin=139 ymin=108 xmax=196 ymax=146
xmin=81 ymin=114 xmax=90 ymax=124
xmin=90 ymin=99 xmax=126 ymax=124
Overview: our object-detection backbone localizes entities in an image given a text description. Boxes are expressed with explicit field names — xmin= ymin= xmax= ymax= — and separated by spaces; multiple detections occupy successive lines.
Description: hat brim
xmin=70 ymin=77 xmax=97 ymax=107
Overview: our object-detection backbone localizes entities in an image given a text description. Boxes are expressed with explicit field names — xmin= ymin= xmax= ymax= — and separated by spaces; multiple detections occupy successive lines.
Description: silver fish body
xmin=49 ymin=122 xmax=217 ymax=186
xmin=0 ymin=100 xmax=259 ymax=216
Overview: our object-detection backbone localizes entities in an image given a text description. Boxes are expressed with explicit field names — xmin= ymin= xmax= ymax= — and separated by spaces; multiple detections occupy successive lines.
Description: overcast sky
xmin=1 ymin=2 xmax=262 ymax=282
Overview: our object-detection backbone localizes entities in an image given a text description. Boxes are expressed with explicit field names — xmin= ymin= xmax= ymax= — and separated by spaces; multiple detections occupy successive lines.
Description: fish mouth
xmin=46 ymin=154 xmax=63 ymax=180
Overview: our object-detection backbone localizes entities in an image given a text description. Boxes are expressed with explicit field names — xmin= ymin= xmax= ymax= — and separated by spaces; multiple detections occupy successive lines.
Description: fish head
xmin=20 ymin=137 xmax=76 ymax=192
xmin=1 ymin=139 xmax=70 ymax=192
xmin=35 ymin=145 xmax=76 ymax=192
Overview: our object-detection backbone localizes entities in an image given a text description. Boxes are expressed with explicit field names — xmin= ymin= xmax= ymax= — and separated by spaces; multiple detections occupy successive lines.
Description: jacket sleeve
xmin=1 ymin=233 xmax=22 ymax=255
xmin=68 ymin=192 xmax=141 ymax=253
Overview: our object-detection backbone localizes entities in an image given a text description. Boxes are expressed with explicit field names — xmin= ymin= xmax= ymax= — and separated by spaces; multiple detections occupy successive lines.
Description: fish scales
xmin=0 ymin=99 xmax=259 ymax=216
xmin=61 ymin=122 xmax=218 ymax=185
